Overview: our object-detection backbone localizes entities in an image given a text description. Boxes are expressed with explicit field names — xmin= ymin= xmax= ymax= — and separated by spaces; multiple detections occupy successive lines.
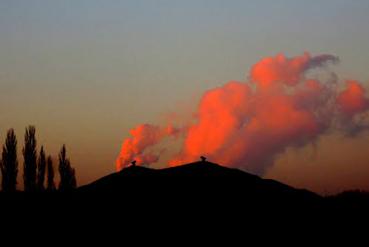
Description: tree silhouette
xmin=23 ymin=126 xmax=37 ymax=192
xmin=0 ymin=129 xmax=18 ymax=192
xmin=58 ymin=145 xmax=76 ymax=191
xmin=37 ymin=146 xmax=46 ymax=191
xmin=46 ymin=156 xmax=56 ymax=191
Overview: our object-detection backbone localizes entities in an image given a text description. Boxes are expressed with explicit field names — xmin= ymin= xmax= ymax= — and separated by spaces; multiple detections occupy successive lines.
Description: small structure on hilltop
xmin=200 ymin=156 xmax=207 ymax=162
xmin=131 ymin=160 xmax=137 ymax=167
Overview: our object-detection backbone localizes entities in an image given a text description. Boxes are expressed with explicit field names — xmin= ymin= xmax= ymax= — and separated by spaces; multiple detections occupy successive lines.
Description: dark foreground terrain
xmin=1 ymin=160 xmax=369 ymax=228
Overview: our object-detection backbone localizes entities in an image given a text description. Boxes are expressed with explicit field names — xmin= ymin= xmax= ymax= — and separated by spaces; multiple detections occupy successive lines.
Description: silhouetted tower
xmin=200 ymin=156 xmax=207 ymax=162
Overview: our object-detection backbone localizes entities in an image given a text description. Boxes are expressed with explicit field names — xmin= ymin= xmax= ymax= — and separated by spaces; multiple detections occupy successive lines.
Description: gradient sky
xmin=1 ymin=0 xmax=369 ymax=194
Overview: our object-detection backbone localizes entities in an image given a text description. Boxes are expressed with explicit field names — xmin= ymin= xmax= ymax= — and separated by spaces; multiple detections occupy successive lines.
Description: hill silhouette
xmin=1 ymin=159 xmax=369 ymax=227
xmin=74 ymin=160 xmax=369 ymax=226
xmin=78 ymin=160 xmax=322 ymax=211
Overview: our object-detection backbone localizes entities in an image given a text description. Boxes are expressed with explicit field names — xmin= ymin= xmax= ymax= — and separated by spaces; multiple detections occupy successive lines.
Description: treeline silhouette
xmin=0 ymin=126 xmax=76 ymax=192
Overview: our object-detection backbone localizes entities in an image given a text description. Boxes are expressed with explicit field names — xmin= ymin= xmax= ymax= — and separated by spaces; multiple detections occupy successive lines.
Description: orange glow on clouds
xmin=116 ymin=53 xmax=369 ymax=173
xmin=337 ymin=80 xmax=369 ymax=117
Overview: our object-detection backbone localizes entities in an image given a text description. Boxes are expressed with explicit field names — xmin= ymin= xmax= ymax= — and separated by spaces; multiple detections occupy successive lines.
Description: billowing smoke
xmin=116 ymin=124 xmax=179 ymax=170
xmin=337 ymin=80 xmax=369 ymax=117
xmin=116 ymin=53 xmax=369 ymax=173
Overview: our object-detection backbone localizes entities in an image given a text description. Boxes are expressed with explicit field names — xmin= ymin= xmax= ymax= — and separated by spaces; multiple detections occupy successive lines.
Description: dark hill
xmin=78 ymin=160 xmax=322 ymax=210
xmin=1 ymin=160 xmax=368 ymax=225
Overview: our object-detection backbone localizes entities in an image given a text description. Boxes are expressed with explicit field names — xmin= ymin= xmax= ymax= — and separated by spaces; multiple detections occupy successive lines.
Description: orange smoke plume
xmin=116 ymin=53 xmax=369 ymax=173
xmin=116 ymin=124 xmax=179 ymax=170
xmin=337 ymin=80 xmax=369 ymax=117
xmin=250 ymin=53 xmax=338 ymax=90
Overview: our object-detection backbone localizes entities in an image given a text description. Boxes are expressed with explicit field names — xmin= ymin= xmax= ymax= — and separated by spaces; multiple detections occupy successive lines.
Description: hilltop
xmin=78 ymin=159 xmax=322 ymax=211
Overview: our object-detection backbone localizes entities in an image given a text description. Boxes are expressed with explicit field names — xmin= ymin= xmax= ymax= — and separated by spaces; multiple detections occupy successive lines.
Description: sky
xmin=1 ymin=0 xmax=369 ymax=194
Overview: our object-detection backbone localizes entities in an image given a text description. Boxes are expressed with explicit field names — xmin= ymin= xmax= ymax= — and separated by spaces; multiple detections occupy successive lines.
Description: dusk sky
xmin=1 ymin=0 xmax=369 ymax=194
